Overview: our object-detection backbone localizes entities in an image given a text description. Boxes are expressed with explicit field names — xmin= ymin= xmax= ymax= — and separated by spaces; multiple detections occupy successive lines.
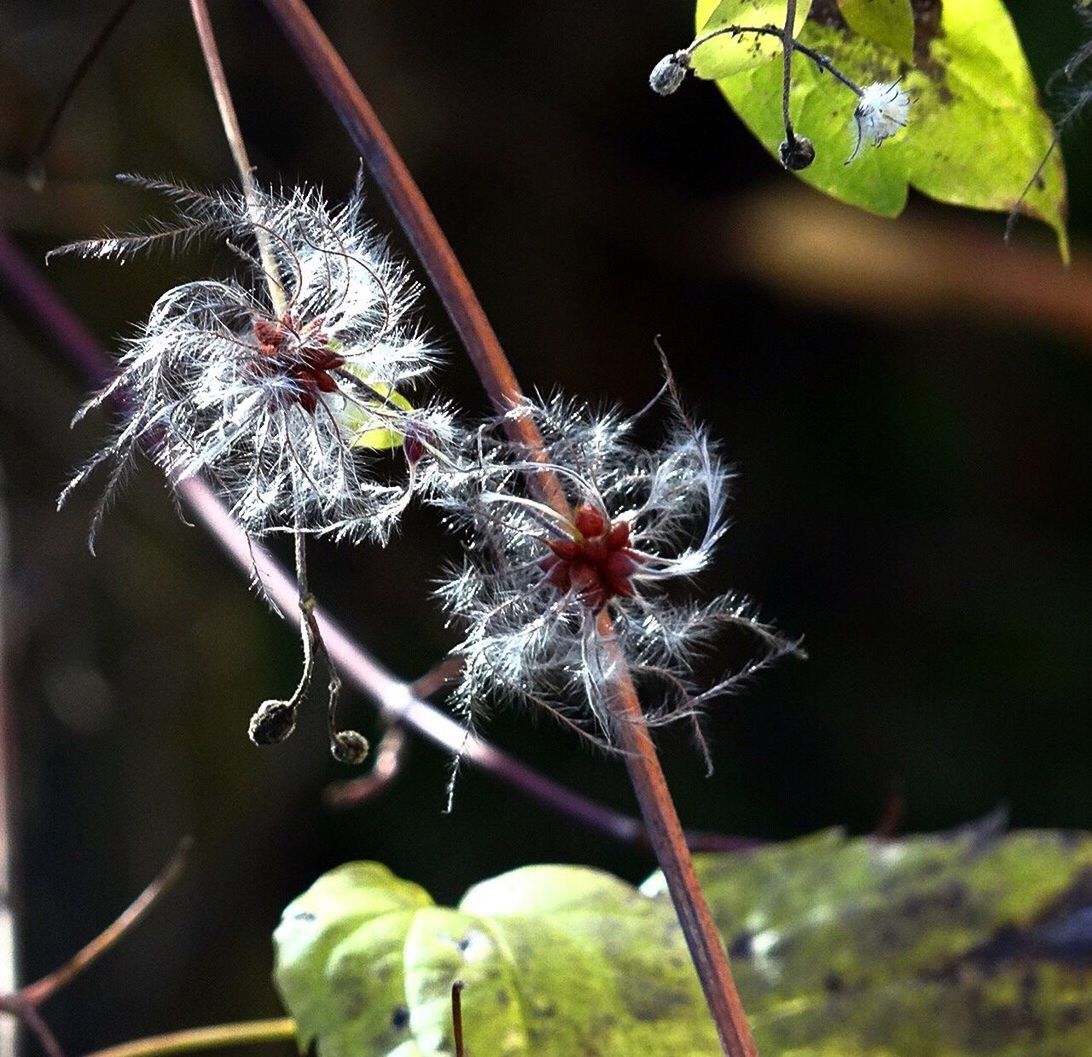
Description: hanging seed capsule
xmin=331 ymin=729 xmax=370 ymax=765
xmin=249 ymin=699 xmax=298 ymax=745
xmin=649 ymin=51 xmax=691 ymax=96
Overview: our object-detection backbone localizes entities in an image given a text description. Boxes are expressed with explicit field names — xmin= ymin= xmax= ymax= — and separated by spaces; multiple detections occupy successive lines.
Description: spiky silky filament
xmin=437 ymin=393 xmax=801 ymax=750
xmin=53 ymin=175 xmax=455 ymax=547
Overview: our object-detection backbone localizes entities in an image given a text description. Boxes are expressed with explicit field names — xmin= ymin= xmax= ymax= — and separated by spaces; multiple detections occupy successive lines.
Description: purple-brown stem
xmin=256 ymin=5 xmax=758 ymax=1053
xmin=451 ymin=981 xmax=465 ymax=1057
xmin=599 ymin=612 xmax=757 ymax=1057
xmin=0 ymin=839 xmax=191 ymax=1057
xmin=20 ymin=839 xmax=191 ymax=1008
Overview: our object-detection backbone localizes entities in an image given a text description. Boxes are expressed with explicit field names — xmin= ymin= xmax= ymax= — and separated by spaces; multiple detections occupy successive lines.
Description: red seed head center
xmin=252 ymin=314 xmax=344 ymax=412
xmin=540 ymin=503 xmax=643 ymax=610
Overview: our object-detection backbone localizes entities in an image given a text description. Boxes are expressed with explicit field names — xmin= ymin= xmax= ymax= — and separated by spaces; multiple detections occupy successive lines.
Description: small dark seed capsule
xmin=649 ymin=50 xmax=690 ymax=96
xmin=779 ymin=136 xmax=816 ymax=171
xmin=331 ymin=729 xmax=370 ymax=765
xmin=248 ymin=700 xmax=297 ymax=745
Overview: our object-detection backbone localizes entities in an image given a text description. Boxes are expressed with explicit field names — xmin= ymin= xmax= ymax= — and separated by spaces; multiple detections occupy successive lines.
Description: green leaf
xmin=274 ymin=863 xmax=434 ymax=1055
xmin=274 ymin=824 xmax=1092 ymax=1057
xmin=645 ymin=820 xmax=1092 ymax=1055
xmin=337 ymin=365 xmax=413 ymax=451
xmin=693 ymin=0 xmax=1068 ymax=258
xmin=692 ymin=0 xmax=814 ymax=79
xmin=837 ymin=0 xmax=914 ymax=64
xmin=274 ymin=862 xmax=717 ymax=1057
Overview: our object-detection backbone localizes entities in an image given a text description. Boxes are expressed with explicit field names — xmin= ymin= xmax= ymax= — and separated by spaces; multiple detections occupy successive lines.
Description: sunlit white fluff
xmin=436 ymin=391 xmax=800 ymax=754
xmin=847 ymin=81 xmax=911 ymax=163
xmin=52 ymin=176 xmax=454 ymax=549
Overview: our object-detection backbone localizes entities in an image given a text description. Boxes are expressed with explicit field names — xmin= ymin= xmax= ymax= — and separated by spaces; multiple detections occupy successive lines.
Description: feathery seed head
xmin=437 ymin=391 xmax=800 ymax=749
xmin=847 ymin=81 xmax=911 ymax=162
xmin=54 ymin=175 xmax=454 ymax=546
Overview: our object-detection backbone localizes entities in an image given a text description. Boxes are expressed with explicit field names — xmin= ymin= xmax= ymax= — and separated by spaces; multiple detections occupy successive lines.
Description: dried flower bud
xmin=249 ymin=700 xmax=297 ymax=745
xmin=649 ymin=50 xmax=691 ymax=96
xmin=403 ymin=428 xmax=427 ymax=468
xmin=331 ymin=729 xmax=370 ymax=765
xmin=779 ymin=135 xmax=816 ymax=171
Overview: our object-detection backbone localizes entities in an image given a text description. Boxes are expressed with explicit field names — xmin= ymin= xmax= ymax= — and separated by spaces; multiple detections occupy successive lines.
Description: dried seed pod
xmin=249 ymin=699 xmax=298 ymax=745
xmin=330 ymin=729 xmax=370 ymax=765
xmin=649 ymin=50 xmax=691 ymax=96
xmin=779 ymin=135 xmax=816 ymax=171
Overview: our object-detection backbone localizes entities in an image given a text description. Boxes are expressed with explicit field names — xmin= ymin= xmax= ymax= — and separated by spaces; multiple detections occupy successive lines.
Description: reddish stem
xmin=255 ymin=6 xmax=760 ymax=1053
xmin=599 ymin=612 xmax=757 ymax=1057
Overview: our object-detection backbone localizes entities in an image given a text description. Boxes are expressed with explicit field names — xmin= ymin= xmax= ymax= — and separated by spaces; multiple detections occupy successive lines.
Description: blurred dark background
xmin=0 ymin=0 xmax=1090 ymax=1052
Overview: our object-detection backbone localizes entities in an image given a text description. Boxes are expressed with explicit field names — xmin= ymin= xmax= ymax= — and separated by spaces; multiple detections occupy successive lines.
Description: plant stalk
xmin=257 ymin=5 xmax=759 ymax=1053
xmin=189 ymin=0 xmax=285 ymax=315
xmin=80 ymin=1020 xmax=296 ymax=1057
xmin=781 ymin=0 xmax=798 ymax=144
xmin=599 ymin=612 xmax=757 ymax=1057
xmin=258 ymin=0 xmax=568 ymax=515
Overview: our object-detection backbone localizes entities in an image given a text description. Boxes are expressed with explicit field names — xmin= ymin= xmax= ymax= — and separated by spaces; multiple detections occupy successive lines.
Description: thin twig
xmin=79 ymin=1020 xmax=296 ymax=1057
xmin=410 ymin=656 xmax=465 ymax=701
xmin=688 ymin=23 xmax=861 ymax=96
xmin=19 ymin=1005 xmax=64 ymax=1057
xmin=21 ymin=838 xmax=192 ymax=1007
xmin=0 ymin=838 xmax=191 ymax=1057
xmin=598 ymin=612 xmax=757 ymax=1057
xmin=27 ymin=0 xmax=143 ymax=187
xmin=188 ymin=0 xmax=285 ymax=315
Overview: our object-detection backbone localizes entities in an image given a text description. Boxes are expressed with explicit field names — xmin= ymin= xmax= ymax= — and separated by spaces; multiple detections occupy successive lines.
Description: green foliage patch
xmin=692 ymin=0 xmax=1067 ymax=256
xmin=275 ymin=823 xmax=1092 ymax=1056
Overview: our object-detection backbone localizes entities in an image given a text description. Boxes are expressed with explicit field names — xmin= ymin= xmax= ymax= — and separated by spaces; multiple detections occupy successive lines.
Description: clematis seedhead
xmin=436 ymin=389 xmax=801 ymax=751
xmin=53 ymin=174 xmax=456 ymax=549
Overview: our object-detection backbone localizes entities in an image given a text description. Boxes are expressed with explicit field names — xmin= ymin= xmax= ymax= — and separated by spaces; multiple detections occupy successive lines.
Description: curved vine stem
xmin=686 ymin=23 xmax=862 ymax=97
xmin=255 ymin=4 xmax=759 ymax=1054
xmin=80 ymin=1020 xmax=296 ymax=1057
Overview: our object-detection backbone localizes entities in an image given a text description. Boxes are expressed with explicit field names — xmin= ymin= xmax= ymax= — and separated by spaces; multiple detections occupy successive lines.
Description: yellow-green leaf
xmin=338 ymin=367 xmax=414 ymax=451
xmin=647 ymin=822 xmax=1092 ymax=1055
xmin=694 ymin=0 xmax=1068 ymax=258
xmin=274 ymin=824 xmax=1092 ymax=1057
xmin=837 ymin=0 xmax=914 ymax=64
xmin=274 ymin=862 xmax=717 ymax=1057
xmin=692 ymin=0 xmax=814 ymax=79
